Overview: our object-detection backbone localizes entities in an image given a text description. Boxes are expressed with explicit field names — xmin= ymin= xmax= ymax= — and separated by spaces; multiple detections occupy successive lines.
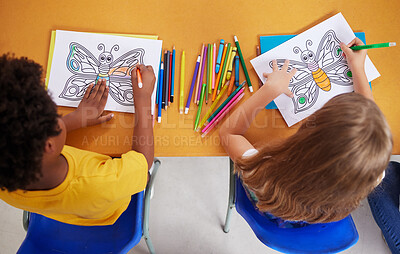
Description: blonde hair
xmin=236 ymin=93 xmax=393 ymax=223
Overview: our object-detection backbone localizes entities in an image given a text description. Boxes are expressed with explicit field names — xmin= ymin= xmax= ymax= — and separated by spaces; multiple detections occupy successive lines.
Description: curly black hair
xmin=0 ymin=54 xmax=61 ymax=192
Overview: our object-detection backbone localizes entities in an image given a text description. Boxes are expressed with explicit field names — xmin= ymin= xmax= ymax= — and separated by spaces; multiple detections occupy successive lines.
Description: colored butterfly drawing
xmin=271 ymin=30 xmax=353 ymax=114
xmin=59 ymin=42 xmax=145 ymax=106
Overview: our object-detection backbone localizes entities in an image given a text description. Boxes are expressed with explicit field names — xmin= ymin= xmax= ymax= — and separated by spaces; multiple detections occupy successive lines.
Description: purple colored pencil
xmin=185 ymin=55 xmax=201 ymax=114
xmin=196 ymin=45 xmax=208 ymax=104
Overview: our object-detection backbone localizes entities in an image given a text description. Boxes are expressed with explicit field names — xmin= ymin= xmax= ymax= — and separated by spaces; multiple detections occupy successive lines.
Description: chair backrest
xmin=17 ymin=191 xmax=144 ymax=254
xmin=235 ymin=177 xmax=359 ymax=254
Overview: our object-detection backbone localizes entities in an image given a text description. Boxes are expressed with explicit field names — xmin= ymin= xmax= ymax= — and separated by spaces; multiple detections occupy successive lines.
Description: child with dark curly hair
xmin=0 ymin=54 xmax=155 ymax=226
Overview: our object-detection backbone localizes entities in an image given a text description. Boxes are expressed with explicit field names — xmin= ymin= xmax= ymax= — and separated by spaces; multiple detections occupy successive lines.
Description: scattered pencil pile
xmin=156 ymin=36 xmax=254 ymax=137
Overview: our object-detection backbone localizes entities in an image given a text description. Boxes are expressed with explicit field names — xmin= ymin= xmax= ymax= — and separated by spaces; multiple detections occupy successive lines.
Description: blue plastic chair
xmin=18 ymin=158 xmax=161 ymax=254
xmin=223 ymin=159 xmax=359 ymax=253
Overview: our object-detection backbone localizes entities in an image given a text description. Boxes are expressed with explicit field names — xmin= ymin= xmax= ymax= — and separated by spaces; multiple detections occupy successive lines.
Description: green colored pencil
xmin=206 ymin=81 xmax=245 ymax=124
xmin=338 ymin=42 xmax=396 ymax=52
xmin=217 ymin=43 xmax=231 ymax=92
xmin=194 ymin=84 xmax=207 ymax=130
xmin=234 ymin=35 xmax=253 ymax=93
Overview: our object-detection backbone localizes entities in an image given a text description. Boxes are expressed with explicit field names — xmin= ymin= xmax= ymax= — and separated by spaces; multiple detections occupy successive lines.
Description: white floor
xmin=1 ymin=156 xmax=398 ymax=254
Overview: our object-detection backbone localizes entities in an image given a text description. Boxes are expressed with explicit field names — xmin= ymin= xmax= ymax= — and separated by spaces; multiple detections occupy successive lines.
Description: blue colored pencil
xmin=162 ymin=51 xmax=168 ymax=109
xmin=158 ymin=62 xmax=164 ymax=123
xmin=216 ymin=39 xmax=224 ymax=73
xmin=171 ymin=46 xmax=176 ymax=103
xmin=185 ymin=55 xmax=201 ymax=114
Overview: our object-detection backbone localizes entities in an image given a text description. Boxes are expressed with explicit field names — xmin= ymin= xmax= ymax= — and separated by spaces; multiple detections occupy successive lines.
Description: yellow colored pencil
xmin=196 ymin=81 xmax=229 ymax=131
xmin=226 ymin=47 xmax=237 ymax=81
xmin=179 ymin=50 xmax=185 ymax=114
xmin=221 ymin=46 xmax=233 ymax=86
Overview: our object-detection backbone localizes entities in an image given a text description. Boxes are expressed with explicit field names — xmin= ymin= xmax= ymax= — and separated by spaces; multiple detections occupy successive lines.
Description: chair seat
xmin=18 ymin=191 xmax=144 ymax=254
xmin=235 ymin=178 xmax=359 ymax=254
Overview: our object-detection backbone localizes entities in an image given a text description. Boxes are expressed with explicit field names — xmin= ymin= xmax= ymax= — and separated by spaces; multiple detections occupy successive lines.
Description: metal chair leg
xmin=143 ymin=158 xmax=161 ymax=254
xmin=223 ymin=158 xmax=236 ymax=233
xmin=22 ymin=210 xmax=30 ymax=232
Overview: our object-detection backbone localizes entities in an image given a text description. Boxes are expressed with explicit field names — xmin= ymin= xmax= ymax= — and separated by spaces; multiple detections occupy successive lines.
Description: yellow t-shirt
xmin=0 ymin=145 xmax=148 ymax=226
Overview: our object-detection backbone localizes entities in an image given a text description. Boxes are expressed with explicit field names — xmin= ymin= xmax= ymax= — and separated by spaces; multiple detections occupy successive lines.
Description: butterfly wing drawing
xmin=316 ymin=30 xmax=353 ymax=86
xmin=59 ymin=42 xmax=100 ymax=100
xmin=108 ymin=48 xmax=145 ymax=106
xmin=272 ymin=59 xmax=318 ymax=113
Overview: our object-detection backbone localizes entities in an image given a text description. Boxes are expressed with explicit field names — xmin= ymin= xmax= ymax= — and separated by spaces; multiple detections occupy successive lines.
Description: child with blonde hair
xmin=220 ymin=38 xmax=392 ymax=227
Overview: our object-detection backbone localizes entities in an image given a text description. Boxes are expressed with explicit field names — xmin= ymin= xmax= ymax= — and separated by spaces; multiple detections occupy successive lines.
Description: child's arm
xmin=62 ymin=79 xmax=113 ymax=132
xmin=130 ymin=64 xmax=155 ymax=170
xmin=340 ymin=38 xmax=373 ymax=101
xmin=220 ymin=60 xmax=296 ymax=162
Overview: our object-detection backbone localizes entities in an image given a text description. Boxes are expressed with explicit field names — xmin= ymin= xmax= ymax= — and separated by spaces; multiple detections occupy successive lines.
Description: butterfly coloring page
xmin=48 ymin=30 xmax=162 ymax=114
xmin=251 ymin=13 xmax=380 ymax=127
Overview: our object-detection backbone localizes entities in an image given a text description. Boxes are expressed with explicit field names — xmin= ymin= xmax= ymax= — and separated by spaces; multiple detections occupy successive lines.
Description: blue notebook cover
xmin=260 ymin=32 xmax=367 ymax=109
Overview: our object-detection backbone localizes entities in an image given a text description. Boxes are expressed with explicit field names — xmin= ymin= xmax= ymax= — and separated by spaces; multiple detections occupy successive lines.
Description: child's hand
xmin=75 ymin=79 xmax=114 ymax=127
xmin=340 ymin=38 xmax=367 ymax=72
xmin=131 ymin=64 xmax=156 ymax=104
xmin=262 ymin=60 xmax=296 ymax=98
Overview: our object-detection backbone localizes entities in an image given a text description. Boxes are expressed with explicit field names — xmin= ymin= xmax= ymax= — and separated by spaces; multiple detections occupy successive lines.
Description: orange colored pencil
xmin=227 ymin=69 xmax=235 ymax=95
xmin=212 ymin=44 xmax=227 ymax=101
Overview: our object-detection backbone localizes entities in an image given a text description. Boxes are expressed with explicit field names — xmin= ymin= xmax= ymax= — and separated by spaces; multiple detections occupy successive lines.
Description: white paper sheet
xmin=250 ymin=13 xmax=380 ymax=127
xmin=47 ymin=30 xmax=162 ymax=114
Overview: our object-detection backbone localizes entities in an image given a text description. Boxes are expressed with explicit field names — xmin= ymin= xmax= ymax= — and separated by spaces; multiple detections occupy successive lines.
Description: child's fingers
xmin=282 ymin=59 xmax=290 ymax=72
xmin=284 ymin=88 xmax=294 ymax=98
xmin=146 ymin=65 xmax=154 ymax=73
xmin=262 ymin=72 xmax=269 ymax=78
xmin=97 ymin=113 xmax=114 ymax=124
xmin=89 ymin=79 xmax=102 ymax=99
xmin=99 ymin=86 xmax=109 ymax=107
xmin=84 ymin=84 xmax=94 ymax=99
xmin=95 ymin=79 xmax=107 ymax=102
xmin=289 ymin=68 xmax=297 ymax=78
xmin=272 ymin=60 xmax=278 ymax=71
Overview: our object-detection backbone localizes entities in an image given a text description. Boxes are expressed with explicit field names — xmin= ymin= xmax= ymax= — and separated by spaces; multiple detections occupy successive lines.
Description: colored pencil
xmin=194 ymin=83 xmax=207 ymax=130
xmin=201 ymin=92 xmax=245 ymax=137
xmin=194 ymin=44 xmax=205 ymax=104
xmin=338 ymin=42 xmax=396 ymax=52
xmin=196 ymin=80 xmax=230 ymax=131
xmin=256 ymin=45 xmax=262 ymax=87
xmin=217 ymin=43 xmax=231 ymax=92
xmin=206 ymin=44 xmax=210 ymax=103
xmin=212 ymin=44 xmax=228 ymax=101
xmin=226 ymin=47 xmax=237 ymax=81
xmin=212 ymin=43 xmax=216 ymax=90
xmin=157 ymin=62 xmax=164 ymax=123
xmin=208 ymin=44 xmax=212 ymax=95
xmin=207 ymin=81 xmax=245 ymax=124
xmin=197 ymin=45 xmax=208 ymax=104
xmin=171 ymin=46 xmax=176 ymax=103
xmin=136 ymin=68 xmax=143 ymax=88
xmin=221 ymin=46 xmax=233 ymax=84
xmin=185 ymin=55 xmax=201 ymax=114
xmin=179 ymin=51 xmax=185 ymax=114
xmin=227 ymin=63 xmax=236 ymax=95
xmin=168 ymin=50 xmax=172 ymax=105
xmin=234 ymin=55 xmax=239 ymax=87
xmin=234 ymin=35 xmax=253 ymax=92
xmin=216 ymin=39 xmax=224 ymax=73
xmin=156 ymin=57 xmax=162 ymax=104
xmin=162 ymin=51 xmax=168 ymax=109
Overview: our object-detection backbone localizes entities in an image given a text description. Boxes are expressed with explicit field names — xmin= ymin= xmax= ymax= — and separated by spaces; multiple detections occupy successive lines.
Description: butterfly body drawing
xmin=271 ymin=30 xmax=353 ymax=113
xmin=60 ymin=42 xmax=145 ymax=106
